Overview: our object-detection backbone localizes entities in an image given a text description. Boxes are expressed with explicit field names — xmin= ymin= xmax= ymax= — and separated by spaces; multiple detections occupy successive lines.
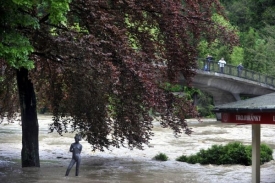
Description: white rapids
xmin=0 ymin=115 xmax=275 ymax=183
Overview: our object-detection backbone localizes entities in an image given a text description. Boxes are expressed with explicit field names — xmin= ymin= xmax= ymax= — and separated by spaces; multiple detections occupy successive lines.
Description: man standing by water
xmin=65 ymin=134 xmax=82 ymax=176
xmin=218 ymin=57 xmax=226 ymax=73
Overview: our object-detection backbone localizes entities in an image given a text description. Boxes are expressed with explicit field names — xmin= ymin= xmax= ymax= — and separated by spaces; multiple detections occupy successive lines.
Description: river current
xmin=0 ymin=115 xmax=275 ymax=183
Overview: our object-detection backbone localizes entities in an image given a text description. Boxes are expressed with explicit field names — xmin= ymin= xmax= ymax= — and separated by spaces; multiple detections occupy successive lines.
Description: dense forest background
xmin=200 ymin=0 xmax=275 ymax=75
xmin=188 ymin=0 xmax=275 ymax=117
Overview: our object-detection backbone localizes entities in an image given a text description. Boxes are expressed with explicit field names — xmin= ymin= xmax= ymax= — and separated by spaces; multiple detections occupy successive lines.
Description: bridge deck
xmin=197 ymin=58 xmax=275 ymax=88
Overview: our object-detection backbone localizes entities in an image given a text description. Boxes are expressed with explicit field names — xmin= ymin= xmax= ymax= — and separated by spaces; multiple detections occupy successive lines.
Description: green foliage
xmin=200 ymin=0 xmax=275 ymax=72
xmin=261 ymin=6 xmax=275 ymax=25
xmin=212 ymin=13 xmax=239 ymax=33
xmin=162 ymin=82 xmax=184 ymax=92
xmin=176 ymin=142 xmax=273 ymax=166
xmin=48 ymin=0 xmax=71 ymax=25
xmin=221 ymin=0 xmax=275 ymax=31
xmin=198 ymin=39 xmax=233 ymax=64
xmin=220 ymin=0 xmax=255 ymax=31
xmin=245 ymin=143 xmax=274 ymax=165
xmin=183 ymin=86 xmax=198 ymax=100
xmin=230 ymin=46 xmax=244 ymax=66
xmin=0 ymin=32 xmax=34 ymax=69
xmin=197 ymin=40 xmax=209 ymax=58
xmin=219 ymin=0 xmax=275 ymax=77
xmin=0 ymin=0 xmax=71 ymax=70
xmin=125 ymin=13 xmax=162 ymax=50
xmin=176 ymin=154 xmax=188 ymax=162
xmin=160 ymin=84 xmax=215 ymax=118
xmin=12 ymin=0 xmax=35 ymax=7
xmin=197 ymin=13 xmax=239 ymax=63
xmin=154 ymin=153 xmax=169 ymax=161
xmin=241 ymin=26 xmax=275 ymax=75
xmin=183 ymin=87 xmax=215 ymax=118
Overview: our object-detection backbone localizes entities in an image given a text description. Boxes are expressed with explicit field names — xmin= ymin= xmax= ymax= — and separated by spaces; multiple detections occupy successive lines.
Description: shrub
xmin=246 ymin=143 xmax=274 ymax=165
xmin=176 ymin=155 xmax=188 ymax=162
xmin=154 ymin=153 xmax=169 ymax=161
xmin=176 ymin=142 xmax=273 ymax=166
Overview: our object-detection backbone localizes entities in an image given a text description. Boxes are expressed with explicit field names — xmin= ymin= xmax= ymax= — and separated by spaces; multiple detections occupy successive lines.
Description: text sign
xmin=221 ymin=112 xmax=275 ymax=124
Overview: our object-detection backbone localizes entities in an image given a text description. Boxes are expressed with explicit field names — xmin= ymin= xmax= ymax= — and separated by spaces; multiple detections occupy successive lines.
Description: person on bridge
xmin=205 ymin=54 xmax=213 ymax=71
xmin=218 ymin=57 xmax=226 ymax=73
xmin=237 ymin=63 xmax=244 ymax=77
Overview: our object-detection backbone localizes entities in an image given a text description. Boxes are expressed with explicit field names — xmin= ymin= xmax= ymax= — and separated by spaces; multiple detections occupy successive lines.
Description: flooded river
xmin=0 ymin=115 xmax=275 ymax=183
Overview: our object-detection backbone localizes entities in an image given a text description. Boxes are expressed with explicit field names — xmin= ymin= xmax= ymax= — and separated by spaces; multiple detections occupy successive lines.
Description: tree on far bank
xmin=220 ymin=0 xmax=275 ymax=76
xmin=0 ymin=0 xmax=237 ymax=167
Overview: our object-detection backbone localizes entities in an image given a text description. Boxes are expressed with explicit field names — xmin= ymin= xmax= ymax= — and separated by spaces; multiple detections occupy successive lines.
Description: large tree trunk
xmin=16 ymin=68 xmax=40 ymax=167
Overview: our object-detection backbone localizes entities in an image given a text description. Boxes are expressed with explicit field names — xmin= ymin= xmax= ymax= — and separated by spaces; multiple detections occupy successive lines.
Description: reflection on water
xmin=0 ymin=115 xmax=275 ymax=183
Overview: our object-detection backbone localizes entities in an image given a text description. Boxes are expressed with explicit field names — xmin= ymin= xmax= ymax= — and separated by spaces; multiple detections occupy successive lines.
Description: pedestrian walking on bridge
xmin=205 ymin=54 xmax=213 ymax=71
xmin=237 ymin=63 xmax=244 ymax=77
xmin=218 ymin=57 xmax=226 ymax=73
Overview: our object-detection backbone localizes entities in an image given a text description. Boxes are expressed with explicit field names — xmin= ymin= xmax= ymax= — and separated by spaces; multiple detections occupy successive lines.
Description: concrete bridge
xmin=179 ymin=59 xmax=275 ymax=106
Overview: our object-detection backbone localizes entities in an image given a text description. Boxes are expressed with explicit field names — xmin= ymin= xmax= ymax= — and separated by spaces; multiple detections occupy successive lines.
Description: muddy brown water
xmin=0 ymin=115 xmax=275 ymax=183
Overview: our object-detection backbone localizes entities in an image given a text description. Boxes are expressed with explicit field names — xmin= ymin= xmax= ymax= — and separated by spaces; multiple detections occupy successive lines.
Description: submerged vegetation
xmin=176 ymin=142 xmax=273 ymax=166
xmin=154 ymin=153 xmax=169 ymax=161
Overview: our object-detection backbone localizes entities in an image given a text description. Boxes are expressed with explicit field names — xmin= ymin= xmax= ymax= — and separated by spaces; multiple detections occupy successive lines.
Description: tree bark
xmin=16 ymin=68 xmax=40 ymax=167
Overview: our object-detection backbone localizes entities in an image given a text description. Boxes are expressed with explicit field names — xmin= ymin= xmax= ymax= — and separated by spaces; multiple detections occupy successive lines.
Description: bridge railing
xmin=197 ymin=58 xmax=275 ymax=88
